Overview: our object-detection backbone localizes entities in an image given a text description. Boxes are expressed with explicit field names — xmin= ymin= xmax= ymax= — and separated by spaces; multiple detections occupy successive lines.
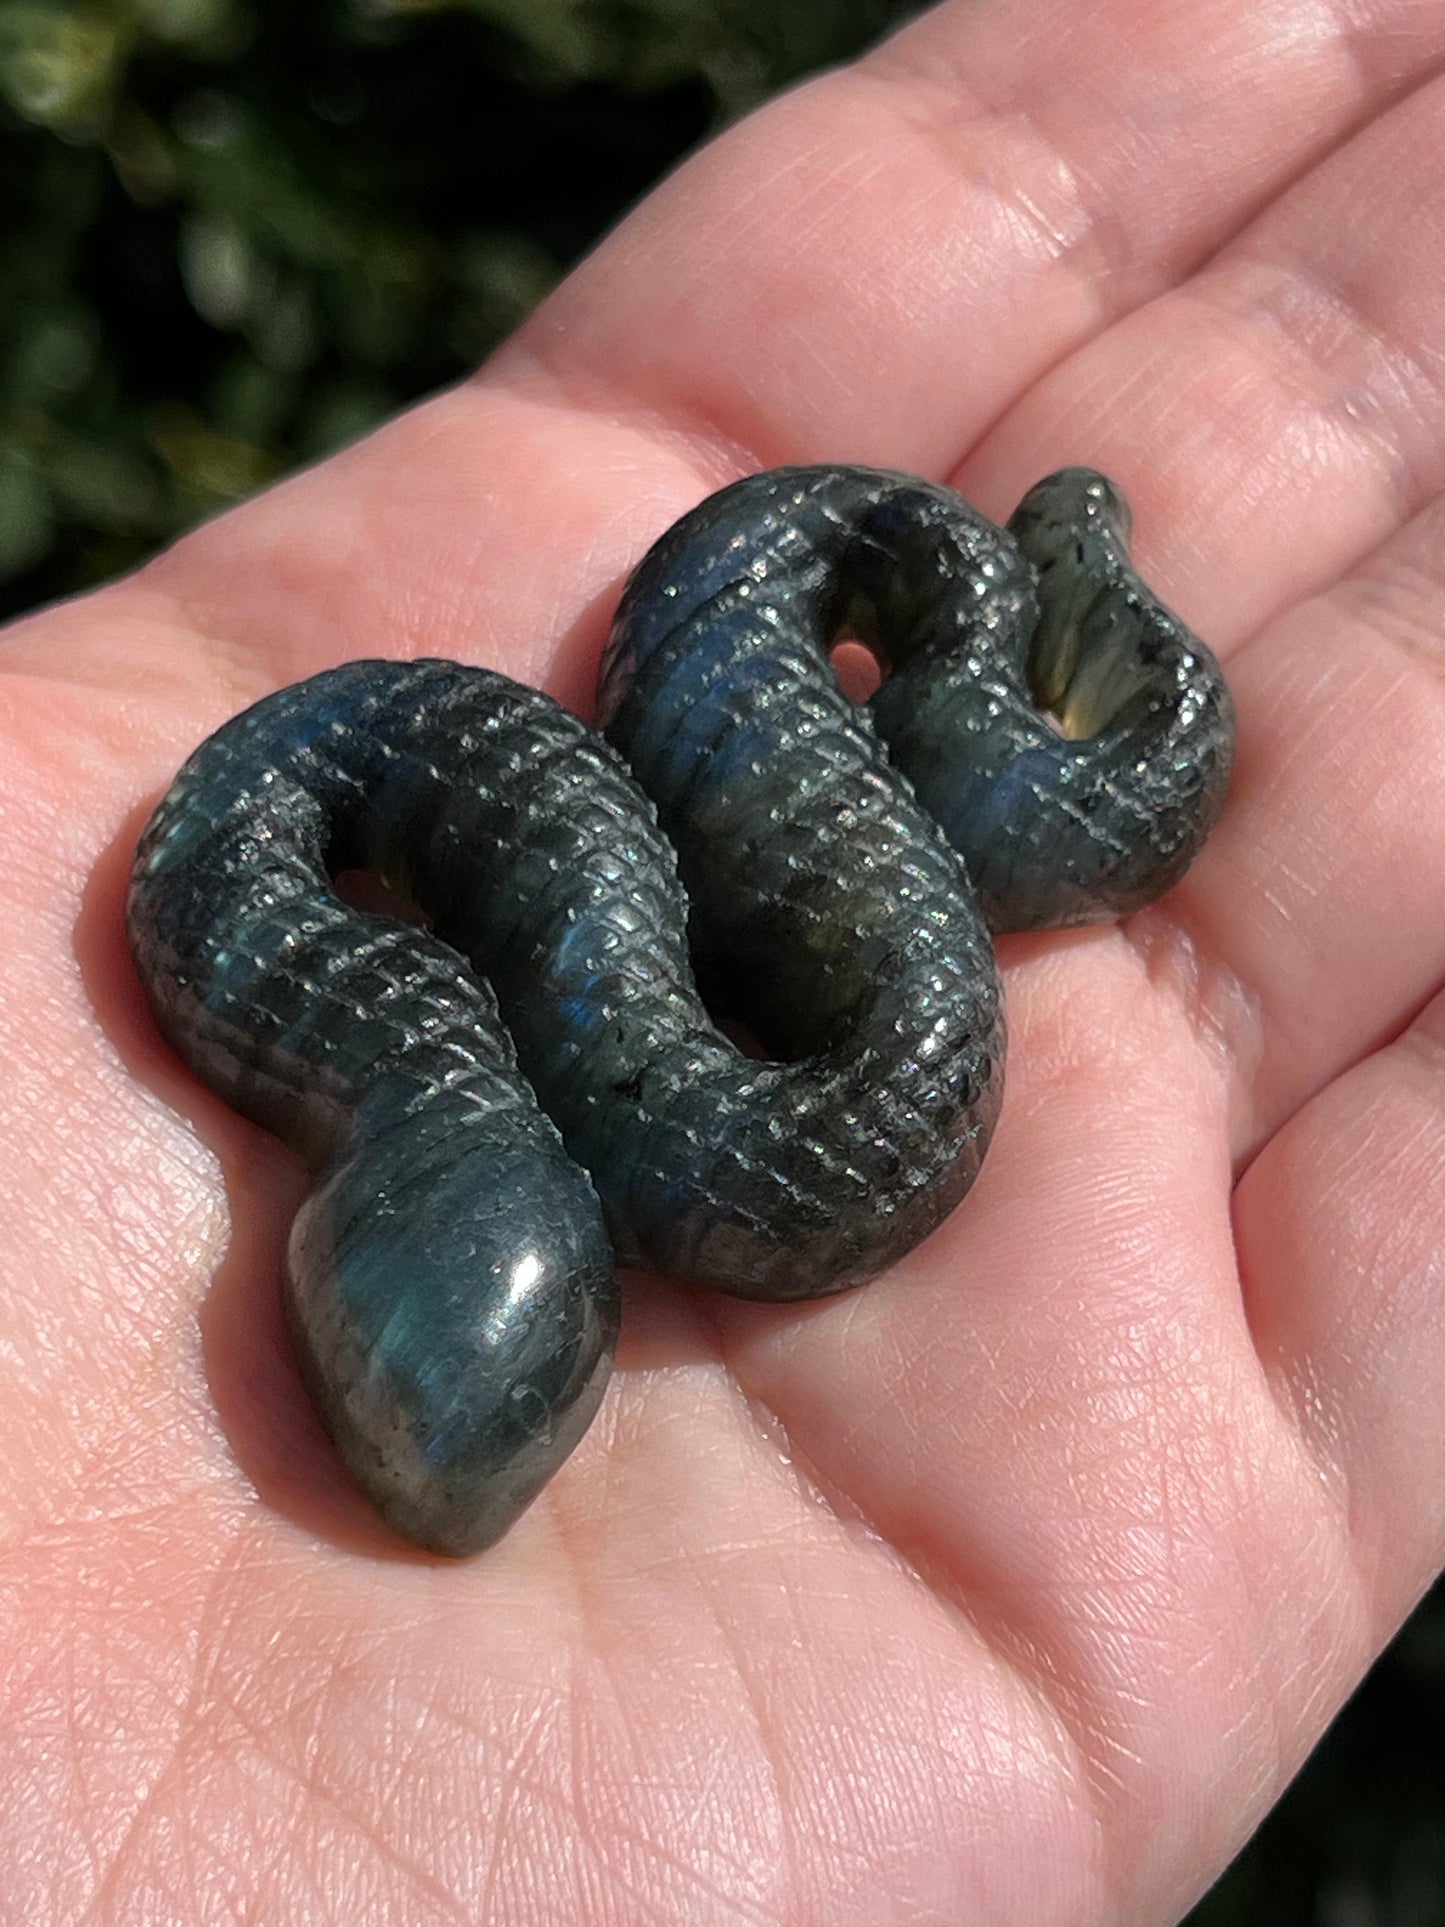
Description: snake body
xmin=127 ymin=465 xmax=1233 ymax=1554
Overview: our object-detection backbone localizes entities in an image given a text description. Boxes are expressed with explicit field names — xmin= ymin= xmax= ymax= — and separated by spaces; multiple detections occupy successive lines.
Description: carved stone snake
xmin=127 ymin=465 xmax=1233 ymax=1555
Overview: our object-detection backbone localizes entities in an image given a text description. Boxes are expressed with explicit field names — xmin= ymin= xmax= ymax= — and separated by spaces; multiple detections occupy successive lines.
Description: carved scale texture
xmin=127 ymin=465 xmax=1233 ymax=1554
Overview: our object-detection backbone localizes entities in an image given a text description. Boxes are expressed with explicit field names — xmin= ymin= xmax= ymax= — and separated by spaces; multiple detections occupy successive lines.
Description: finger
xmin=960 ymin=65 xmax=1445 ymax=638
xmin=956 ymin=70 xmax=1445 ymax=1147
xmin=1179 ymin=492 xmax=1445 ymax=1148
xmin=7 ymin=0 xmax=1445 ymax=725
xmin=1236 ymin=980 xmax=1445 ymax=1631
xmin=499 ymin=0 xmax=1445 ymax=478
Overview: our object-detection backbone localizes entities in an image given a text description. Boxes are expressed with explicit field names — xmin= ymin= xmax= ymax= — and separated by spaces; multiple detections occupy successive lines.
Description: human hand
xmin=3 ymin=0 xmax=1444 ymax=1918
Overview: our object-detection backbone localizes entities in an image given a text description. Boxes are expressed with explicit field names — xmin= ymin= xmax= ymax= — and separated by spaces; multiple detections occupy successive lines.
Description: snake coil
xmin=127 ymin=465 xmax=1233 ymax=1554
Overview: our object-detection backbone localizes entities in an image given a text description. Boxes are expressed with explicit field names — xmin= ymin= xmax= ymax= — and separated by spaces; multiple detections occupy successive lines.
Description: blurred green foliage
xmin=0 ymin=0 xmax=916 ymax=615
xmin=3 ymin=4 xmax=1443 ymax=1921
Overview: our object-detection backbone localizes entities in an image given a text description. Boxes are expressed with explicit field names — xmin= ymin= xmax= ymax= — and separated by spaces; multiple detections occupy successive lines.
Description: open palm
xmin=4 ymin=1 xmax=1445 ymax=1919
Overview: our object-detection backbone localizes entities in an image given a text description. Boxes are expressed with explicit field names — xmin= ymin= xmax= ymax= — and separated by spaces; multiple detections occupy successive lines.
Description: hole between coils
xmin=829 ymin=638 xmax=882 ymax=704
xmin=332 ymin=867 xmax=432 ymax=929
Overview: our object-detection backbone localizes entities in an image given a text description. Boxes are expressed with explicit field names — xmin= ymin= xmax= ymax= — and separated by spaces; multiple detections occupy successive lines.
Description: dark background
xmin=3 ymin=4 xmax=1441 ymax=1918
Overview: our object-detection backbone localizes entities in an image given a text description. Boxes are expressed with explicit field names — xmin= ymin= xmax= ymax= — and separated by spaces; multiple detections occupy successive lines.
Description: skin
xmin=1 ymin=0 xmax=1444 ymax=1917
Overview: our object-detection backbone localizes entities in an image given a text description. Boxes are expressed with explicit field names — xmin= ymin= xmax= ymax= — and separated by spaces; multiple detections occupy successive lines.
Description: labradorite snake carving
xmin=127 ymin=465 xmax=1234 ymax=1555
